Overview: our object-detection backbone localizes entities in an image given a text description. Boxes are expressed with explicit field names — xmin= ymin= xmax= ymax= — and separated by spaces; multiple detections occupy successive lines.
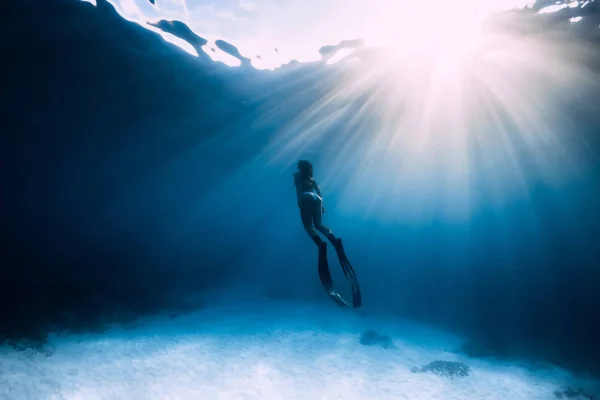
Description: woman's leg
xmin=312 ymin=198 xmax=339 ymax=246
xmin=300 ymin=199 xmax=325 ymax=247
xmin=303 ymin=197 xmax=351 ymax=308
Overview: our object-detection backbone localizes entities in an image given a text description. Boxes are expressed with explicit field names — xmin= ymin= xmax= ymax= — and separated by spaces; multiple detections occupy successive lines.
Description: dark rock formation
xmin=411 ymin=360 xmax=471 ymax=378
xmin=359 ymin=329 xmax=394 ymax=349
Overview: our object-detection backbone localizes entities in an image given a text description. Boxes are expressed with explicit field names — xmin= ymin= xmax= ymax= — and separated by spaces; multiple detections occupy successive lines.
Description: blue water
xmin=1 ymin=0 xmax=600 ymax=397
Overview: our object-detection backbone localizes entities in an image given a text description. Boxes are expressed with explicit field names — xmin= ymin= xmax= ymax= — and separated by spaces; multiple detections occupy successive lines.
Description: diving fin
xmin=317 ymin=240 xmax=333 ymax=289
xmin=332 ymin=238 xmax=362 ymax=309
xmin=350 ymin=279 xmax=362 ymax=308
xmin=317 ymin=240 xmax=351 ymax=308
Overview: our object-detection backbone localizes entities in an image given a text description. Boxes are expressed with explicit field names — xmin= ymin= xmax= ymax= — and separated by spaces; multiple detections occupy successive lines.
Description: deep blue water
xmin=2 ymin=0 xmax=600 ymax=378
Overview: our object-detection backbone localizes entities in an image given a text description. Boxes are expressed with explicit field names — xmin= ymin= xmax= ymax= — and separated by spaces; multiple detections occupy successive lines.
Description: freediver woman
xmin=293 ymin=160 xmax=361 ymax=308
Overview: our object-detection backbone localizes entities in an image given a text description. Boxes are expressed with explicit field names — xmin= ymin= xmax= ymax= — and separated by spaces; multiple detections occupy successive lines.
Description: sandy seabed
xmin=0 ymin=293 xmax=596 ymax=400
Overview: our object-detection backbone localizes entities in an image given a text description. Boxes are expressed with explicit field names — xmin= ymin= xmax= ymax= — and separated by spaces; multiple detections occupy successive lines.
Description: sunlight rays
xmin=85 ymin=0 xmax=599 ymax=221
xmin=260 ymin=9 xmax=599 ymax=221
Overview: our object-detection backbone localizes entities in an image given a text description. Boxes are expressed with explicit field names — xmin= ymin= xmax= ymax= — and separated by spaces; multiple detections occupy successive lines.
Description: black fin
xmin=333 ymin=238 xmax=362 ymax=308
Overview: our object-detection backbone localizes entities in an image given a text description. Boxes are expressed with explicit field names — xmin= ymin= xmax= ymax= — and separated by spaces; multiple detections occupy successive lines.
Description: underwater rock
xmin=412 ymin=360 xmax=471 ymax=378
xmin=359 ymin=329 xmax=394 ymax=349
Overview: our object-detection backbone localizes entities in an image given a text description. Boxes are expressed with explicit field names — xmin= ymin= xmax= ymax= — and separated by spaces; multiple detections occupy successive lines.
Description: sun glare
xmin=363 ymin=0 xmax=487 ymax=66
xmin=262 ymin=0 xmax=598 ymax=221
xmin=84 ymin=0 xmax=596 ymax=221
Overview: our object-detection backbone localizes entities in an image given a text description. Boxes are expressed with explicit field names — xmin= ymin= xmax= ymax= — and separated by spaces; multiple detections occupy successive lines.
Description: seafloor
xmin=1 ymin=290 xmax=597 ymax=400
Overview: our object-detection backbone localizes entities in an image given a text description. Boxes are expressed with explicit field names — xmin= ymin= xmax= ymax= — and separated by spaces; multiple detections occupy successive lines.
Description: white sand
xmin=0 ymin=294 xmax=594 ymax=400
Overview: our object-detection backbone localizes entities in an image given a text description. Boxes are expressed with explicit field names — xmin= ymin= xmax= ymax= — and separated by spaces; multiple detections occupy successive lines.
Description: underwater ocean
xmin=2 ymin=0 xmax=600 ymax=398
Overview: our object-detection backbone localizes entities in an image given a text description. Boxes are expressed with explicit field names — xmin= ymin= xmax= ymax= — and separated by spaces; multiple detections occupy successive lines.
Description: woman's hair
xmin=297 ymin=160 xmax=313 ymax=178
